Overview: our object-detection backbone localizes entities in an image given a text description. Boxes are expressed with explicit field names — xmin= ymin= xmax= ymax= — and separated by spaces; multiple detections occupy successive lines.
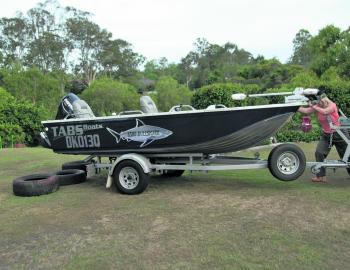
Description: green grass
xmin=1 ymin=144 xmax=350 ymax=269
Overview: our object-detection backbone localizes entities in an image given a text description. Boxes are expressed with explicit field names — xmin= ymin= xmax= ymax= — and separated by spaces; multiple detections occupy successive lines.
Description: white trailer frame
xmin=84 ymin=150 xmax=292 ymax=189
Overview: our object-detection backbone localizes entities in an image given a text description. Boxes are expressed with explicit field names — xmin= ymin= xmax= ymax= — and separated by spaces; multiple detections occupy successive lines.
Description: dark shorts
xmin=315 ymin=130 xmax=350 ymax=176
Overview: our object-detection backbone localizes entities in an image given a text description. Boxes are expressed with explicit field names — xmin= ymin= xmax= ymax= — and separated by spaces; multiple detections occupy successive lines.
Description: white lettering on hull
xmin=65 ymin=135 xmax=100 ymax=149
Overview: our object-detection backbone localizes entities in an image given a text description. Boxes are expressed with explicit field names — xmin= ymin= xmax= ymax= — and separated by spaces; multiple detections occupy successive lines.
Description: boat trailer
xmin=80 ymin=114 xmax=350 ymax=194
xmin=82 ymin=143 xmax=306 ymax=195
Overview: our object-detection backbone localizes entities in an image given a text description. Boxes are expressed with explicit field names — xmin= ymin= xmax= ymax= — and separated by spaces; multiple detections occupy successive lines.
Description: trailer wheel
xmin=113 ymin=160 xmax=149 ymax=195
xmin=268 ymin=144 xmax=306 ymax=181
xmin=162 ymin=170 xmax=184 ymax=177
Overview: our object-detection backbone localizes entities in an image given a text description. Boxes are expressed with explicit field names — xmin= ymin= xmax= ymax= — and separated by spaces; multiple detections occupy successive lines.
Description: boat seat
xmin=140 ymin=95 xmax=158 ymax=114
xmin=72 ymin=99 xmax=95 ymax=118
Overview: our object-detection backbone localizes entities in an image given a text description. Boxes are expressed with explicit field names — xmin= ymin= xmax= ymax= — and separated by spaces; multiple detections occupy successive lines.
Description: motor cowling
xmin=55 ymin=93 xmax=94 ymax=119
xmin=55 ymin=93 xmax=80 ymax=120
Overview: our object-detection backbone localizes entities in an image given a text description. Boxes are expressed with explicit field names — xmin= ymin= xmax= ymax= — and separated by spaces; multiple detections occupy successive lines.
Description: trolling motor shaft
xmin=231 ymin=88 xmax=319 ymax=104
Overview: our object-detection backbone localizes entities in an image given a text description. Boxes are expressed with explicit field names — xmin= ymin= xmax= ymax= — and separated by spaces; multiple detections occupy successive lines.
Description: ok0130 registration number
xmin=65 ymin=135 xmax=100 ymax=148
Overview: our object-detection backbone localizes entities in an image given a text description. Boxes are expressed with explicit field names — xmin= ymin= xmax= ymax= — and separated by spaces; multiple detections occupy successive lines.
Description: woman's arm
xmin=312 ymin=103 xmax=335 ymax=115
xmin=298 ymin=106 xmax=315 ymax=114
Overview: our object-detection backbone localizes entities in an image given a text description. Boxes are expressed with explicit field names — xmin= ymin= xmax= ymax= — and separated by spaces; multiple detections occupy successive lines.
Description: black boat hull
xmin=41 ymin=105 xmax=299 ymax=155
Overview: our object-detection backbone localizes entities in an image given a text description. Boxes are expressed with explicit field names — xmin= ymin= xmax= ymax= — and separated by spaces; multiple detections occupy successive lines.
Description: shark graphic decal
xmin=106 ymin=119 xmax=173 ymax=147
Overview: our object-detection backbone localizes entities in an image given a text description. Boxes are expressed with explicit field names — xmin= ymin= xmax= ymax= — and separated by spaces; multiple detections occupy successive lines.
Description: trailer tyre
xmin=113 ymin=160 xmax=149 ymax=195
xmin=62 ymin=160 xmax=92 ymax=175
xmin=162 ymin=170 xmax=185 ymax=177
xmin=13 ymin=174 xmax=59 ymax=197
xmin=54 ymin=169 xmax=86 ymax=186
xmin=268 ymin=143 xmax=306 ymax=181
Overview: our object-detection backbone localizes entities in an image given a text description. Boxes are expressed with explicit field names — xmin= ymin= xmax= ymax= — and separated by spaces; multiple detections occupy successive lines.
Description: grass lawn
xmin=0 ymin=144 xmax=350 ymax=269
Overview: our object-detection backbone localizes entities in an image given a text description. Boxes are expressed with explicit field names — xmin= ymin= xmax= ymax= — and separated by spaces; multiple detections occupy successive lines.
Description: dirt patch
xmin=143 ymin=216 xmax=171 ymax=262
xmin=172 ymin=192 xmax=350 ymax=233
xmin=172 ymin=192 xmax=243 ymax=209
xmin=147 ymin=216 xmax=170 ymax=241
xmin=235 ymin=195 xmax=350 ymax=232
xmin=0 ymin=193 xmax=7 ymax=203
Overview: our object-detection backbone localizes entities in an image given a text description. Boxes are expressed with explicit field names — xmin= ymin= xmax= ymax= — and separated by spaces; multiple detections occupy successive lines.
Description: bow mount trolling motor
xmin=231 ymin=87 xmax=319 ymax=104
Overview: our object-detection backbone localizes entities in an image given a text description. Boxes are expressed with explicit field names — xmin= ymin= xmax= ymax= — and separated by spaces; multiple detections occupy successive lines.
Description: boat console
xmin=140 ymin=95 xmax=158 ymax=113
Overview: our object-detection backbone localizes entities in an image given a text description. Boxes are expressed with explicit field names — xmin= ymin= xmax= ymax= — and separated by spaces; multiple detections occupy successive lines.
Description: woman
xmin=298 ymin=93 xmax=349 ymax=183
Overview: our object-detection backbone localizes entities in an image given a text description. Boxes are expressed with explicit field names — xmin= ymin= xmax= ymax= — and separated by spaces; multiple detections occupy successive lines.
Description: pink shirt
xmin=299 ymin=102 xmax=339 ymax=133
xmin=315 ymin=103 xmax=339 ymax=133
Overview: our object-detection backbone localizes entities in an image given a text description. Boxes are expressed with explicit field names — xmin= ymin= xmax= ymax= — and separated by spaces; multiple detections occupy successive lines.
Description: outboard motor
xmin=55 ymin=93 xmax=94 ymax=119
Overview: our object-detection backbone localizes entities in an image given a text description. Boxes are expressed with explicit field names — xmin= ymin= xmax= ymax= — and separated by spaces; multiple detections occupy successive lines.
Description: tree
xmin=143 ymin=57 xmax=180 ymax=83
xmin=288 ymin=70 xmax=319 ymax=88
xmin=98 ymin=38 xmax=144 ymax=79
xmin=80 ymin=77 xmax=139 ymax=116
xmin=0 ymin=17 xmax=29 ymax=66
xmin=178 ymin=51 xmax=197 ymax=88
xmin=66 ymin=17 xmax=110 ymax=85
xmin=144 ymin=60 xmax=161 ymax=81
xmin=308 ymin=25 xmax=342 ymax=76
xmin=0 ymin=0 xmax=74 ymax=71
xmin=65 ymin=79 xmax=88 ymax=94
xmin=290 ymin=29 xmax=312 ymax=67
xmin=178 ymin=38 xmax=253 ymax=89
xmin=25 ymin=31 xmax=66 ymax=71
xmin=237 ymin=59 xmax=303 ymax=90
xmin=154 ymin=76 xmax=192 ymax=111
xmin=337 ymin=30 xmax=350 ymax=77
xmin=0 ymin=66 xmax=62 ymax=117
xmin=0 ymin=87 xmax=14 ymax=108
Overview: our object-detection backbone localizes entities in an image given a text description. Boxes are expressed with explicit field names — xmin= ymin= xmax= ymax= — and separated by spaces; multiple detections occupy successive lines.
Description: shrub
xmin=0 ymin=67 xmax=62 ymax=118
xmin=65 ymin=79 xmax=88 ymax=94
xmin=191 ymin=83 xmax=261 ymax=109
xmin=154 ymin=76 xmax=192 ymax=111
xmin=275 ymin=114 xmax=321 ymax=143
xmin=276 ymin=128 xmax=321 ymax=143
xmin=0 ymin=99 xmax=43 ymax=145
xmin=0 ymin=87 xmax=14 ymax=109
xmin=80 ymin=77 xmax=139 ymax=116
xmin=0 ymin=123 xmax=25 ymax=147
xmin=320 ymin=80 xmax=350 ymax=116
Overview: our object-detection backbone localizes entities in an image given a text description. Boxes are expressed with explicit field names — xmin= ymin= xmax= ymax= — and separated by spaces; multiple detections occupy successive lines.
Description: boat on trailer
xmin=41 ymin=93 xmax=301 ymax=155
xmin=41 ymin=88 xmax=336 ymax=194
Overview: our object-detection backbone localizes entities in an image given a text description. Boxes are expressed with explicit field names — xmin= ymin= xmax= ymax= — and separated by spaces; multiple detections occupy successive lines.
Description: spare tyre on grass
xmin=55 ymin=169 xmax=86 ymax=186
xmin=62 ymin=160 xmax=92 ymax=175
xmin=13 ymin=174 xmax=59 ymax=197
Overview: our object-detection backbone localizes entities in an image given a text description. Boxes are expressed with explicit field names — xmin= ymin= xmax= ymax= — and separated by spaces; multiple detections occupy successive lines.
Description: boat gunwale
xmin=42 ymin=102 xmax=303 ymax=124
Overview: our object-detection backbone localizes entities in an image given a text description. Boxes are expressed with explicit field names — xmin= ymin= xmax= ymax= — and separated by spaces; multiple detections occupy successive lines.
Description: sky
xmin=0 ymin=0 xmax=349 ymax=64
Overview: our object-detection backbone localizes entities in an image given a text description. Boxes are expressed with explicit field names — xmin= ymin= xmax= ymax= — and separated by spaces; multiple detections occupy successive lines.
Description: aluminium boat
xmin=40 ymin=93 xmax=301 ymax=155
